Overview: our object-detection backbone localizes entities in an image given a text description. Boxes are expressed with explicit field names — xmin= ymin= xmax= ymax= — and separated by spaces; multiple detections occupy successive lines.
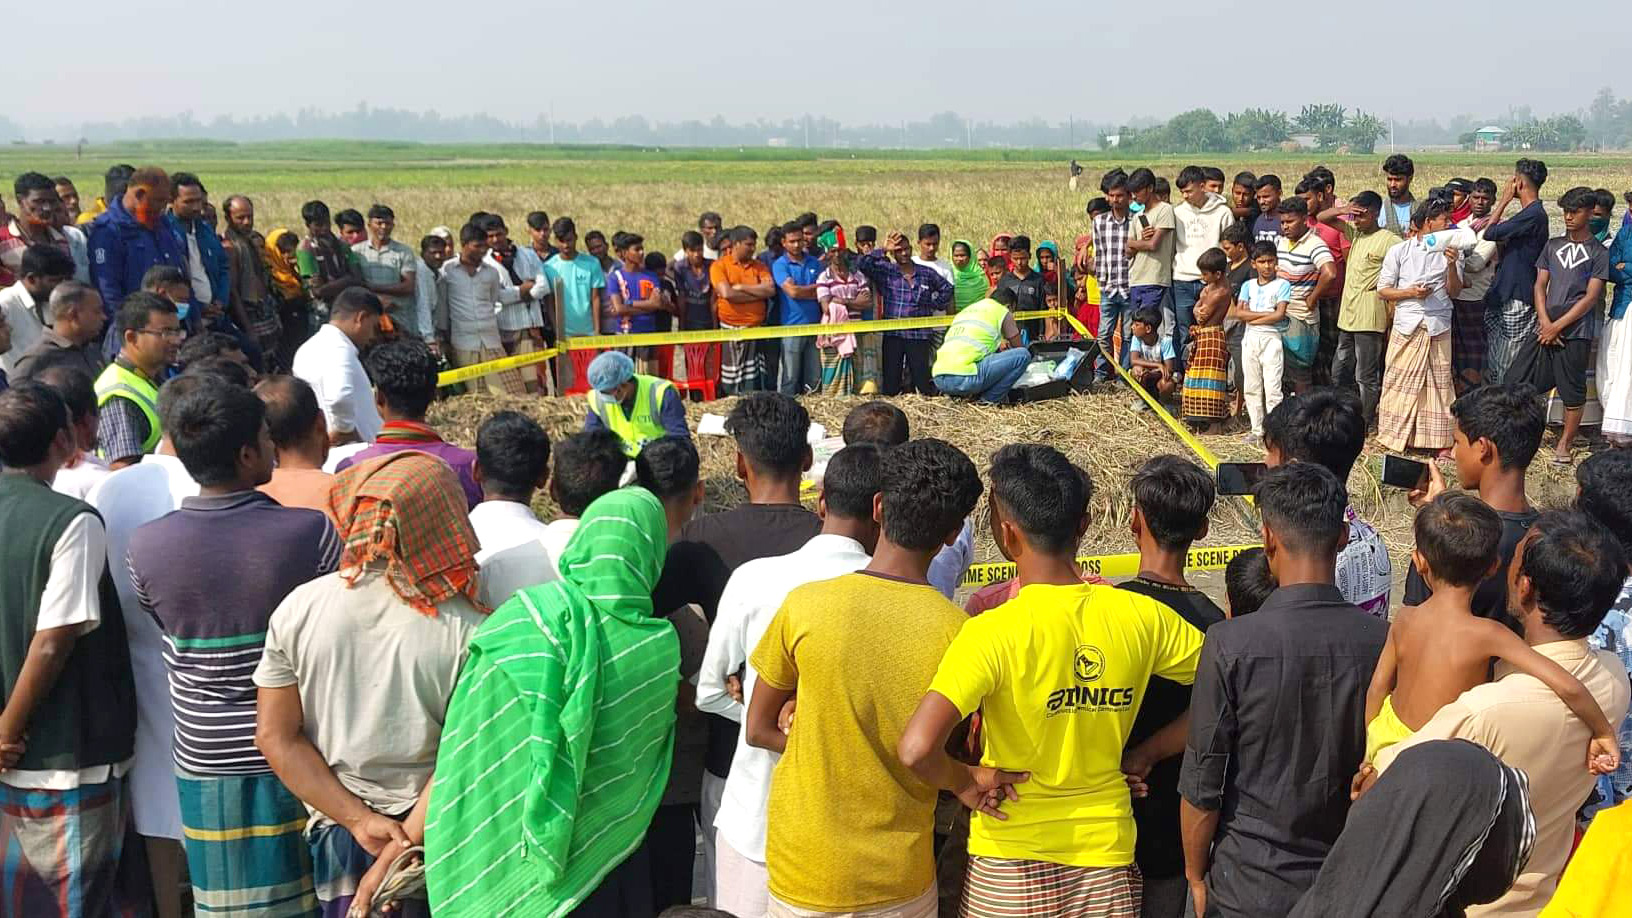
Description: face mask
xmin=1589 ymin=216 xmax=1611 ymax=239
xmin=1129 ymin=200 xmax=1146 ymax=215
xmin=175 ymin=300 xmax=191 ymax=320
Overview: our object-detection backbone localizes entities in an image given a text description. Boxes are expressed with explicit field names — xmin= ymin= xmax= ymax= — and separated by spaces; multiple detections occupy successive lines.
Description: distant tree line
xmin=1106 ymin=104 xmax=1388 ymax=154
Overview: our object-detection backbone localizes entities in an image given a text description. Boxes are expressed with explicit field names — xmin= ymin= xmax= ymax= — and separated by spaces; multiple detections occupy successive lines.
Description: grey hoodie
xmin=1173 ymin=191 xmax=1236 ymax=281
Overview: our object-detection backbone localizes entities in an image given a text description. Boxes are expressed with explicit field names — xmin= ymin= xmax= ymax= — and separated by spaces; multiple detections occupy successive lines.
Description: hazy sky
xmin=18 ymin=0 xmax=1627 ymax=132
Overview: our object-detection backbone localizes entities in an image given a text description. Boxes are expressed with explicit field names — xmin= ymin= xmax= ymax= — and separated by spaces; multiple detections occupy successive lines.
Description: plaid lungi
xmin=856 ymin=331 xmax=883 ymax=394
xmin=0 ymin=777 xmax=145 ymax=918
xmin=1377 ymin=326 xmax=1454 ymax=452
xmin=1451 ymin=298 xmax=1487 ymax=385
xmin=451 ymin=346 xmax=527 ymax=396
xmin=310 ymin=817 xmax=428 ymax=918
xmin=961 ymin=856 xmax=1140 ymax=918
xmin=1181 ymin=326 xmax=1230 ymax=421
xmin=1484 ymin=298 xmax=1538 ymax=385
xmin=245 ymin=300 xmax=284 ymax=371
xmin=719 ymin=322 xmax=764 ymax=396
xmin=177 ymin=770 xmax=319 ymax=917
xmin=819 ymin=346 xmax=855 ymax=396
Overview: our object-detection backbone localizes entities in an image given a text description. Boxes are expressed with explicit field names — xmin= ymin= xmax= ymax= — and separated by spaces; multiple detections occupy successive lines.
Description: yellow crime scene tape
xmin=960 ymin=543 xmax=1261 ymax=589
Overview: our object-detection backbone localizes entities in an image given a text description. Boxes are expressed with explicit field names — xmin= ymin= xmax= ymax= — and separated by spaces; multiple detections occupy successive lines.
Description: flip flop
xmin=1551 ymin=454 xmax=1574 ymax=466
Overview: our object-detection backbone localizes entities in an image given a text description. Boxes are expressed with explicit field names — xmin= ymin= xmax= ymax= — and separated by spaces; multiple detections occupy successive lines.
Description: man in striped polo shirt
xmin=128 ymin=382 xmax=339 ymax=917
xmin=1275 ymin=198 xmax=1337 ymax=394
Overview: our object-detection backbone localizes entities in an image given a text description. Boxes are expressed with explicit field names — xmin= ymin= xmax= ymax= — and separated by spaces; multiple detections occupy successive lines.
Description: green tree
xmin=1342 ymin=111 xmax=1387 ymax=154
xmin=1294 ymin=103 xmax=1347 ymax=138
xmin=1164 ymin=108 xmax=1228 ymax=152
xmin=1223 ymin=108 xmax=1291 ymax=150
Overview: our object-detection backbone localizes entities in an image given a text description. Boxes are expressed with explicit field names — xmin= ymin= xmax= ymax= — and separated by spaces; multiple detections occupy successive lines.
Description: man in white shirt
xmin=436 ymin=222 xmax=526 ymax=395
xmin=36 ymin=365 xmax=111 ymax=501
xmin=674 ymin=211 xmax=723 ymax=262
xmin=1377 ymin=197 xmax=1462 ymax=453
xmin=470 ymin=411 xmax=556 ymax=608
xmin=480 ymin=215 xmax=547 ymax=393
xmin=291 ymin=287 xmax=384 ymax=446
xmin=695 ymin=444 xmax=883 ymax=917
xmin=0 ymin=244 xmax=76 ymax=376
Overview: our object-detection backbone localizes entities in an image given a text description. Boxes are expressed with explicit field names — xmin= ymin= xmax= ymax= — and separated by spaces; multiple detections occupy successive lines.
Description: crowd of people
xmin=0 ymin=152 xmax=1630 ymax=918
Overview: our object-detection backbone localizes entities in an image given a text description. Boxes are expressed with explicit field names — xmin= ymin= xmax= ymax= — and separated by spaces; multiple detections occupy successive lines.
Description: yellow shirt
xmin=751 ymin=572 xmax=967 ymax=912
xmin=1337 ymin=225 xmax=1401 ymax=333
xmin=929 ymin=582 xmax=1205 ymax=867
xmin=1540 ymin=800 xmax=1632 ymax=917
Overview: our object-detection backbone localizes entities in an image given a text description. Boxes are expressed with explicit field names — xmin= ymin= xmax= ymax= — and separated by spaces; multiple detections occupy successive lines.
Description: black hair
xmin=854 ymin=225 xmax=877 ymax=243
xmin=643 ymin=251 xmax=667 ymax=273
xmin=1410 ymin=196 xmax=1452 ymax=227
xmin=1255 ymin=462 xmax=1347 ymax=558
xmin=458 ymin=222 xmax=485 ymax=246
xmin=141 ymin=264 xmax=186 ymax=293
xmin=842 ymin=401 xmax=910 ymax=447
xmin=19 ymin=244 xmax=75 ymax=280
xmin=156 ymin=374 xmax=215 ymax=431
xmin=1225 ymin=548 xmax=1274 ymax=616
xmin=989 ymin=443 xmax=1095 ymax=556
xmin=329 ymin=286 xmax=383 ymax=319
xmin=1577 ymin=450 xmax=1632 ymax=565
xmin=13 ymin=171 xmax=54 ymax=199
xmin=300 ymin=200 xmax=330 ymax=225
xmin=1473 ymin=177 xmax=1499 ymax=196
xmin=657 ymin=908 xmax=737 ymax=918
xmin=1126 ymin=167 xmax=1156 ymax=194
xmin=177 ymin=331 xmax=243 ymax=368
xmin=184 ymin=355 xmax=253 ymax=389
xmin=1449 ymin=383 xmax=1545 ymax=470
xmin=584 ymin=230 xmax=607 ymax=246
xmin=1305 ymin=166 xmax=1336 ymax=191
xmin=50 ymin=176 xmax=73 ymax=189
xmin=1593 ymin=188 xmax=1616 ymax=212
xmin=1519 ymin=511 xmax=1628 ymax=638
xmin=33 ymin=365 xmax=95 ymax=424
xmin=776 ymin=221 xmax=800 ymax=239
xmin=1262 ymin=388 xmax=1366 ymax=482
xmin=1203 ymin=166 xmax=1226 ymax=184
xmin=990 ymin=285 xmax=1019 ymax=308
xmin=729 ymin=225 xmax=758 ymax=244
xmin=725 ymin=392 xmax=810 ymax=475
xmin=550 ymin=429 xmax=627 ymax=516
xmin=116 ymin=291 xmax=178 ymax=338
xmin=634 ymin=436 xmax=699 ymax=502
xmin=364 ymin=337 xmax=438 ymax=419
xmin=917 ymin=223 xmax=940 ymax=241
xmin=1153 ymin=177 xmax=1170 ymax=198
xmin=1131 ymin=454 xmax=1214 ymax=550
xmin=698 ymin=211 xmax=722 ymax=228
xmin=1009 ymin=234 xmax=1032 ymax=254
xmin=821 ymin=444 xmax=884 ymax=519
xmin=366 ymin=204 xmax=395 ymax=222
xmin=615 ymin=231 xmax=644 ymax=252
xmin=1414 ymin=491 xmax=1503 ymax=588
xmin=1249 ymin=240 xmax=1279 ymax=261
xmin=1294 ymin=177 xmax=1316 ymax=196
xmin=795 ymin=212 xmax=818 ymax=230
xmin=681 ymin=230 xmax=704 ymax=249
xmin=104 ymin=163 xmax=135 ymax=198
xmin=1233 ymin=170 xmax=1257 ymax=188
xmin=1100 ymin=168 xmax=1129 ymax=193
xmin=551 ymin=216 xmax=577 ymax=239
xmin=763 ymin=226 xmax=785 ymax=249
xmin=333 ymin=209 xmax=364 ymax=231
xmin=882 ymin=439 xmax=982 ymax=551
xmin=1515 ymin=158 xmax=1548 ymax=191
xmin=1446 ymin=177 xmax=1472 ymax=193
xmin=1276 ymin=197 xmax=1309 ymax=217
xmin=253 ymin=375 xmax=322 ymax=450
xmin=1130 ymin=306 xmax=1161 ymax=329
xmin=1382 ymin=154 xmax=1415 ymax=177
xmin=168 ymin=384 xmax=265 ymax=487
xmin=168 ymin=171 xmax=205 ymax=194
xmin=1559 ymin=186 xmax=1597 ymax=214
xmin=1254 ymin=174 xmax=1282 ymax=193
xmin=478 ymin=214 xmax=508 ymax=235
xmin=1196 ymin=247 xmax=1229 ymax=275
xmin=1086 ymin=196 xmax=1111 ymax=216
xmin=420 ymin=235 xmax=446 ymax=253
xmin=475 ymin=411 xmax=551 ymax=500
xmin=1350 ymin=190 xmax=1383 ymax=211
xmin=0 ymin=383 xmax=69 ymax=467
xmin=525 ymin=211 xmax=550 ymax=232
xmin=1220 ymin=222 xmax=1251 ymax=246
xmin=1176 ymin=165 xmax=1207 ymax=189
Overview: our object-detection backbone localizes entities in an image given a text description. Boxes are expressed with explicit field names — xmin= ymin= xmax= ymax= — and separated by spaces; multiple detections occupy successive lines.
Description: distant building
xmin=1474 ymin=125 xmax=1507 ymax=151
xmin=1103 ymin=134 xmax=1121 ymax=148
xmin=767 ymin=137 xmax=790 ymax=148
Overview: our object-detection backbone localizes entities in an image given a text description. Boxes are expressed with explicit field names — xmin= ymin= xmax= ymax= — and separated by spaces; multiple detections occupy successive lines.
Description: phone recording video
xmin=1381 ymin=455 xmax=1429 ymax=490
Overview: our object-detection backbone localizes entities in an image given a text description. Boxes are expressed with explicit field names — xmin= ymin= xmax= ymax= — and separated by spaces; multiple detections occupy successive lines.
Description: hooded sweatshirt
xmin=1173 ymin=191 xmax=1236 ymax=282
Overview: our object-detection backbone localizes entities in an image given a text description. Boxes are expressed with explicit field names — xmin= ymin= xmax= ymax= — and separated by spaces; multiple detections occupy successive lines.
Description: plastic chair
xmin=675 ymin=342 xmax=720 ymax=401
xmin=564 ymin=348 xmax=600 ymax=396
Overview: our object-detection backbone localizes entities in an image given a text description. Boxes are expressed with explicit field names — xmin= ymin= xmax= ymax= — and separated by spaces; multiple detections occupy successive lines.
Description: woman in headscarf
xmin=423 ymin=488 xmax=681 ymax=917
xmin=1036 ymin=240 xmax=1073 ymax=339
xmin=1288 ymin=739 xmax=1534 ymax=918
xmin=254 ymin=451 xmax=488 ymax=918
xmin=265 ymin=227 xmax=313 ymax=356
xmin=950 ymin=240 xmax=989 ymax=315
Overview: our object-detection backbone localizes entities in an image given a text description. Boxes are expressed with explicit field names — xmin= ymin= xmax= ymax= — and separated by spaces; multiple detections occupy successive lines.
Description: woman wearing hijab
xmin=1036 ymin=240 xmax=1073 ymax=339
xmin=1288 ymin=739 xmax=1534 ymax=918
xmin=424 ymin=488 xmax=682 ymax=917
xmin=254 ymin=452 xmax=488 ymax=918
xmin=950 ymin=240 xmax=989 ymax=314
xmin=265 ymin=227 xmax=313 ymax=357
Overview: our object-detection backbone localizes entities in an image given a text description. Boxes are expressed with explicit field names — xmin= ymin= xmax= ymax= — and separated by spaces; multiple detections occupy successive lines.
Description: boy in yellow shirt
xmin=899 ymin=444 xmax=1205 ymax=918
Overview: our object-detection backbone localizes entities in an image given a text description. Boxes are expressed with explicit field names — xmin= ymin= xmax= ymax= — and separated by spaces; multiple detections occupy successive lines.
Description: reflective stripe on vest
xmin=94 ymin=363 xmax=161 ymax=455
xmin=932 ymin=299 xmax=1010 ymax=378
xmin=590 ymin=374 xmax=674 ymax=457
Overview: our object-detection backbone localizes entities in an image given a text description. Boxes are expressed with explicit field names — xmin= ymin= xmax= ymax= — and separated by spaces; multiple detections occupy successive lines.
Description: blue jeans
xmin=934 ymin=347 xmax=1032 ymax=404
xmin=1096 ymin=293 xmax=1133 ymax=380
xmin=778 ymin=334 xmax=820 ymax=395
xmin=1171 ymin=279 xmax=1203 ymax=373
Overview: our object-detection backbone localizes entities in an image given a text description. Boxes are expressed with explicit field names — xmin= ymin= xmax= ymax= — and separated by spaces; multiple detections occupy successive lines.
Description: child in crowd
xmin=1508 ymin=186 xmax=1610 ymax=464
xmin=605 ymin=232 xmax=669 ymax=373
xmin=1361 ymin=491 xmax=1620 ymax=771
xmin=1224 ymin=548 xmax=1273 ymax=617
xmin=1231 ymin=241 xmax=1290 ymax=438
xmin=1127 ymin=307 xmax=1177 ymax=402
xmin=1181 ymin=248 xmax=1232 ymax=429
xmin=854 ymin=225 xmax=878 ymax=255
xmin=1219 ymin=223 xmax=1253 ymax=418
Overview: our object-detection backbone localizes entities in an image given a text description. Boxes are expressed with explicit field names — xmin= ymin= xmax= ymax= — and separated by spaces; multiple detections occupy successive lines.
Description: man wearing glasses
xmin=95 ymin=291 xmax=182 ymax=468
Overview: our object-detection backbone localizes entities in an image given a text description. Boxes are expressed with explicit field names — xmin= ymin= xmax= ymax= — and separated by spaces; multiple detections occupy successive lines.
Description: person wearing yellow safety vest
xmin=930 ymin=288 xmax=1031 ymax=404
xmin=582 ymin=350 xmax=691 ymax=457
xmin=95 ymin=291 xmax=181 ymax=468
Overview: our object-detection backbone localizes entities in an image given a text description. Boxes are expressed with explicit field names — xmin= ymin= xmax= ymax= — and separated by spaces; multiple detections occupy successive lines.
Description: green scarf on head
xmin=951 ymin=238 xmax=989 ymax=312
xmin=426 ymin=487 xmax=680 ymax=917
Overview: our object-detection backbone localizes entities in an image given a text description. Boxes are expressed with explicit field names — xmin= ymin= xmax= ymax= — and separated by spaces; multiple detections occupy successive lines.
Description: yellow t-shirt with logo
xmin=929 ymin=582 xmax=1205 ymax=868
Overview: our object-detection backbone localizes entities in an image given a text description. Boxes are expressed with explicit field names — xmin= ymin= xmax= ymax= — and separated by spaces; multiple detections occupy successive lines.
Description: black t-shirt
xmin=993 ymin=270 xmax=1049 ymax=311
xmin=651 ymin=502 xmax=823 ymax=778
xmin=1226 ymin=261 xmax=1254 ymax=311
xmin=1116 ymin=577 xmax=1226 ymax=879
xmin=1403 ymin=506 xmax=1538 ymax=635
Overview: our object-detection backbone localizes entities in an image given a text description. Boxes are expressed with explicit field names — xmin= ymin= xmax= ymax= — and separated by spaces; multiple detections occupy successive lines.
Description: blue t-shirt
xmin=606 ymin=266 xmax=662 ymax=334
xmin=1239 ymin=278 xmax=1293 ymax=333
xmin=542 ymin=252 xmax=608 ymax=337
xmin=771 ymin=252 xmax=824 ymax=326
xmin=1129 ymin=335 xmax=1176 ymax=364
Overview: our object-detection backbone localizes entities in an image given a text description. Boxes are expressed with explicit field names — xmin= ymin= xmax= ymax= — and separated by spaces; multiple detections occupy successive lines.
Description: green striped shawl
xmin=424 ymin=488 xmax=680 ymax=917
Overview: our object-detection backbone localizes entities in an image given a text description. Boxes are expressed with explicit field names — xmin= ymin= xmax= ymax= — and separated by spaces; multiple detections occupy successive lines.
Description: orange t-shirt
xmin=711 ymin=257 xmax=773 ymax=327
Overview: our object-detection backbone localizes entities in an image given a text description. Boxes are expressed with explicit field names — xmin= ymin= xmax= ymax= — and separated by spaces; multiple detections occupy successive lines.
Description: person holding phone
xmin=1376 ymin=196 xmax=1462 ymax=454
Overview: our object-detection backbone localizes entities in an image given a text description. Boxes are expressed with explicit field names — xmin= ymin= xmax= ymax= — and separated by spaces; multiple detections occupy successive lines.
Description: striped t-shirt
xmin=127 ymin=491 xmax=340 ymax=775
xmin=1276 ymin=230 xmax=1334 ymax=323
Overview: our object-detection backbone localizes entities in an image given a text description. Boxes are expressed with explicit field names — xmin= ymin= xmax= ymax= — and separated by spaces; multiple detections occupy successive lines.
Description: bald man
xmin=87 ymin=167 xmax=189 ymax=350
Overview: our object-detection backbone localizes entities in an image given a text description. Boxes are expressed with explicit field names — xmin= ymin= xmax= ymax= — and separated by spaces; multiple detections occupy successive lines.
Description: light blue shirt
xmin=542 ymin=252 xmax=607 ymax=338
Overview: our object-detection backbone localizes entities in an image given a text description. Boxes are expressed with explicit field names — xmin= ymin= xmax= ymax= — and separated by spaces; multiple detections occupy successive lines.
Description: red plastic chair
xmin=565 ymin=348 xmax=600 ymax=396
xmin=675 ymin=342 xmax=720 ymax=401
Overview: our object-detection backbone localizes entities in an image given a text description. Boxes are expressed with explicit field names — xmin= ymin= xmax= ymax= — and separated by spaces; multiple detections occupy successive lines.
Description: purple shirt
xmin=335 ymin=421 xmax=482 ymax=508
xmin=854 ymin=248 xmax=954 ymax=340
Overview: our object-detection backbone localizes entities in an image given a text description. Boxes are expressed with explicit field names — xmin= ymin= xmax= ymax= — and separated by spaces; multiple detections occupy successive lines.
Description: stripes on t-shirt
xmin=1277 ymin=232 xmax=1334 ymax=309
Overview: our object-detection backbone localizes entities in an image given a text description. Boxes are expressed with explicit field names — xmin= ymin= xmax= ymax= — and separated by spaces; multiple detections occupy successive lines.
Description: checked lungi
xmin=1377 ymin=326 xmax=1454 ymax=452
xmin=0 ymin=777 xmax=146 ymax=917
xmin=451 ymin=346 xmax=527 ymax=396
xmin=177 ymin=769 xmax=319 ymax=917
xmin=719 ymin=322 xmax=765 ymax=395
xmin=1181 ymin=326 xmax=1230 ymax=422
xmin=961 ymin=856 xmax=1141 ymax=918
